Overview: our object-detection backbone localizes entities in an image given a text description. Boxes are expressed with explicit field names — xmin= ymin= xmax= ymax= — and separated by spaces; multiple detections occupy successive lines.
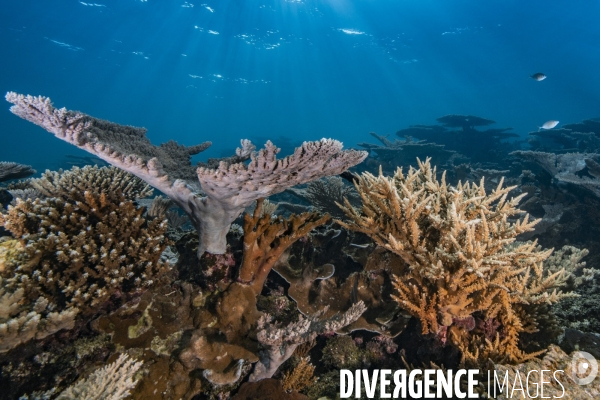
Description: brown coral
xmin=0 ymin=166 xmax=170 ymax=355
xmin=337 ymin=158 xmax=578 ymax=364
xmin=238 ymin=198 xmax=330 ymax=294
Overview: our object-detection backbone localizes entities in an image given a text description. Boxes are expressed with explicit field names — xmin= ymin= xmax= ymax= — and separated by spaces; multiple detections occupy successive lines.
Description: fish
xmin=538 ymin=120 xmax=560 ymax=131
xmin=531 ymin=73 xmax=547 ymax=81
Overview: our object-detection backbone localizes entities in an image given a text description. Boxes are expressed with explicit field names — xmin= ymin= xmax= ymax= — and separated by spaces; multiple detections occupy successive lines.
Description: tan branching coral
xmin=0 ymin=277 xmax=77 ymax=353
xmin=0 ymin=195 xmax=170 ymax=312
xmin=337 ymin=158 xmax=579 ymax=364
xmin=239 ymin=198 xmax=331 ymax=293
xmin=6 ymin=93 xmax=367 ymax=256
xmin=0 ymin=166 xmax=170 ymax=340
xmin=30 ymin=165 xmax=153 ymax=203
xmin=281 ymin=357 xmax=317 ymax=393
xmin=54 ymin=354 xmax=143 ymax=400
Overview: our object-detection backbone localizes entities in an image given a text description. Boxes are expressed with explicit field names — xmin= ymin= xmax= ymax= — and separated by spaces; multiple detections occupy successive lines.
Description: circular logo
xmin=571 ymin=351 xmax=598 ymax=385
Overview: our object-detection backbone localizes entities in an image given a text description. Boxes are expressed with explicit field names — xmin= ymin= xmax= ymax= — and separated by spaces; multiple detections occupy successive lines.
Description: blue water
xmin=1 ymin=0 xmax=600 ymax=172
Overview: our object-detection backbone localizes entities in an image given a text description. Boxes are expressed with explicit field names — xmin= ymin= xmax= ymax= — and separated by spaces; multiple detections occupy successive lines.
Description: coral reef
xmin=6 ymin=93 xmax=367 ymax=256
xmin=528 ymin=117 xmax=600 ymax=153
xmin=358 ymin=132 xmax=460 ymax=175
xmin=337 ymin=158 xmax=580 ymax=364
xmin=232 ymin=379 xmax=308 ymax=400
xmin=304 ymin=176 xmax=359 ymax=219
xmin=0 ymin=276 xmax=78 ymax=353
xmin=0 ymin=161 xmax=35 ymax=183
xmin=280 ymin=357 xmax=316 ymax=394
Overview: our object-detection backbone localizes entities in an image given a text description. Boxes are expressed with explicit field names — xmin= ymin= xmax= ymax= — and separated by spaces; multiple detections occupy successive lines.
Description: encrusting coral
xmin=6 ymin=92 xmax=367 ymax=256
xmin=337 ymin=158 xmax=580 ymax=364
xmin=0 ymin=166 xmax=170 ymax=352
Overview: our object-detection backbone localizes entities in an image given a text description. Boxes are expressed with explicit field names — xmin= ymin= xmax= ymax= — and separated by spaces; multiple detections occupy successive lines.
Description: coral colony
xmin=1 ymin=91 xmax=600 ymax=399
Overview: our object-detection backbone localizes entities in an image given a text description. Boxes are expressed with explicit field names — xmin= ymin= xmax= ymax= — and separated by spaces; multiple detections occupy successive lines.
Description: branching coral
xmin=281 ymin=357 xmax=317 ymax=393
xmin=0 ymin=166 xmax=170 ymax=353
xmin=29 ymin=165 xmax=153 ymax=203
xmin=176 ymin=200 xmax=356 ymax=387
xmin=6 ymin=93 xmax=367 ymax=256
xmin=238 ymin=198 xmax=330 ymax=293
xmin=250 ymin=301 xmax=366 ymax=381
xmin=0 ymin=277 xmax=77 ymax=353
xmin=55 ymin=354 xmax=143 ymax=400
xmin=337 ymin=158 xmax=579 ymax=364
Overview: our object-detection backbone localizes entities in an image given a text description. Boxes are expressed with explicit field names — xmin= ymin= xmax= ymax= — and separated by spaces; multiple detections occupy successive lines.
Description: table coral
xmin=6 ymin=92 xmax=367 ymax=256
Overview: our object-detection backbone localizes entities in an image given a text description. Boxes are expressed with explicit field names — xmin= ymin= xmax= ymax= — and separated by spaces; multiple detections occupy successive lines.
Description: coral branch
xmin=250 ymin=301 xmax=366 ymax=381
xmin=239 ymin=198 xmax=331 ymax=293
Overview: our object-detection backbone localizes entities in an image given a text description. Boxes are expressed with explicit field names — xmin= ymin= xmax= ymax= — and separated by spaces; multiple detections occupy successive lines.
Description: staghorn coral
xmin=337 ymin=158 xmax=579 ymax=364
xmin=0 ymin=166 xmax=170 ymax=330
xmin=6 ymin=93 xmax=367 ymax=256
xmin=0 ymin=161 xmax=36 ymax=182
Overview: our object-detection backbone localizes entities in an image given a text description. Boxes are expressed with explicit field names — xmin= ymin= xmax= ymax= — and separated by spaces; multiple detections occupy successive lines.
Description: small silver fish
xmin=539 ymin=120 xmax=559 ymax=131
xmin=531 ymin=73 xmax=547 ymax=81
